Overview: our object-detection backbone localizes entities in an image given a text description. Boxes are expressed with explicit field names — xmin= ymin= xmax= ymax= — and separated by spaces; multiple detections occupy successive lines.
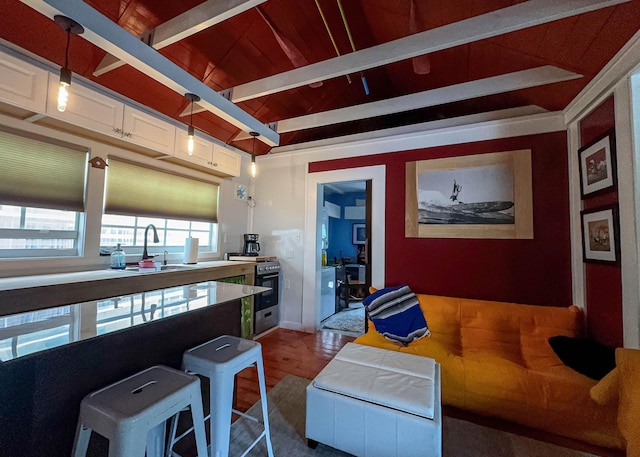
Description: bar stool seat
xmin=72 ymin=365 xmax=208 ymax=457
xmin=168 ymin=335 xmax=274 ymax=457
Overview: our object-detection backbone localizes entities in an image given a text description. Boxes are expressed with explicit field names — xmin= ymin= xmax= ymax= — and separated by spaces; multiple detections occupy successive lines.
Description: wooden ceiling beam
xmin=232 ymin=66 xmax=582 ymax=139
xmin=93 ymin=0 xmax=267 ymax=77
xmin=20 ymin=0 xmax=279 ymax=145
xmin=229 ymin=0 xmax=630 ymax=103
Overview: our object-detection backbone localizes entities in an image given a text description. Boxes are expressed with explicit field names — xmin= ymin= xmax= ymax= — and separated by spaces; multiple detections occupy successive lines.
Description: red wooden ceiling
xmin=1 ymin=0 xmax=640 ymax=154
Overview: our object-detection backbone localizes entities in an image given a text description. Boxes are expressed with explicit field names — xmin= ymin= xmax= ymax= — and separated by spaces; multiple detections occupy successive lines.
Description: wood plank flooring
xmin=234 ymin=328 xmax=355 ymax=412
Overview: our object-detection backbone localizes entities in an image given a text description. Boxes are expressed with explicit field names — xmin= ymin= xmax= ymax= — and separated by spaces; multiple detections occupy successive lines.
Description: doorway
xmin=302 ymin=165 xmax=386 ymax=333
xmin=319 ymin=180 xmax=371 ymax=336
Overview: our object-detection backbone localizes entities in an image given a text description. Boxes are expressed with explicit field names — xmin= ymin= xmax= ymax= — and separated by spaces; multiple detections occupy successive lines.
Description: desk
xmin=0 ymin=281 xmax=268 ymax=457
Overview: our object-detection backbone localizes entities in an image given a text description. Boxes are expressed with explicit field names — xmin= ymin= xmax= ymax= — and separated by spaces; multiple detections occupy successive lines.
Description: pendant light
xmin=185 ymin=93 xmax=201 ymax=155
xmin=249 ymin=131 xmax=259 ymax=178
xmin=54 ymin=15 xmax=84 ymax=113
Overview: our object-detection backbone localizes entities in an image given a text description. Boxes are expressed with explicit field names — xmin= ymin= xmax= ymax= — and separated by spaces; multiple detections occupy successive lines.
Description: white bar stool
xmin=72 ymin=365 xmax=208 ymax=457
xmin=168 ymin=335 xmax=274 ymax=457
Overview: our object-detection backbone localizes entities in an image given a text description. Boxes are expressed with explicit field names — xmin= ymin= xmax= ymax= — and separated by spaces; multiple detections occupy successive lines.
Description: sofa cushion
xmin=548 ymin=335 xmax=615 ymax=380
xmin=364 ymin=285 xmax=430 ymax=344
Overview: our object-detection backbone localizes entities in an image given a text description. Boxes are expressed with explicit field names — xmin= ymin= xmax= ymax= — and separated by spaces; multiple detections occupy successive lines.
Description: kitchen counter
xmin=0 ymin=279 xmax=266 ymax=457
xmin=0 ymin=260 xmax=256 ymax=317
xmin=0 ymin=280 xmax=269 ymax=362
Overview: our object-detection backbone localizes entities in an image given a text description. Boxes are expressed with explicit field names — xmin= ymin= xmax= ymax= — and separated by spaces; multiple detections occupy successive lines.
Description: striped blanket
xmin=363 ymin=285 xmax=430 ymax=344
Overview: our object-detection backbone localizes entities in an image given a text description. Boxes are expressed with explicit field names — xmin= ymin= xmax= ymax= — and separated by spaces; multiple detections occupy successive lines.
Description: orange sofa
xmin=354 ymin=294 xmax=623 ymax=450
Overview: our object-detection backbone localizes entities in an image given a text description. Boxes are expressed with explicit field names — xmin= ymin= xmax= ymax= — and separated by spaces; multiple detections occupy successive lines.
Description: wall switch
xmin=285 ymin=279 xmax=291 ymax=289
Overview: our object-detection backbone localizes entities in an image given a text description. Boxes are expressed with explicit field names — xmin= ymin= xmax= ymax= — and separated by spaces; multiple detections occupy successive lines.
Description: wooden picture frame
xmin=581 ymin=204 xmax=620 ymax=264
xmin=405 ymin=149 xmax=533 ymax=239
xmin=352 ymin=223 xmax=366 ymax=245
xmin=578 ymin=129 xmax=616 ymax=198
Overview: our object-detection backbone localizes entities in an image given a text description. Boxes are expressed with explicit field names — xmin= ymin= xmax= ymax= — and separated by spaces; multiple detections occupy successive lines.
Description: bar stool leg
xmin=71 ymin=424 xmax=91 ymax=457
xmin=256 ymin=355 xmax=274 ymax=457
xmin=190 ymin=392 xmax=209 ymax=457
xmin=109 ymin=432 xmax=147 ymax=457
xmin=211 ymin=372 xmax=234 ymax=457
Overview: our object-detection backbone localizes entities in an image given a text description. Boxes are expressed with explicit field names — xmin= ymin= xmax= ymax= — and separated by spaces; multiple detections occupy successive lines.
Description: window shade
xmin=105 ymin=157 xmax=219 ymax=223
xmin=0 ymin=130 xmax=87 ymax=212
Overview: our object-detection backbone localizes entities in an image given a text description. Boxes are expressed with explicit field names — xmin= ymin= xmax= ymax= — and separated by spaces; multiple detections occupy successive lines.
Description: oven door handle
xmin=258 ymin=273 xmax=280 ymax=280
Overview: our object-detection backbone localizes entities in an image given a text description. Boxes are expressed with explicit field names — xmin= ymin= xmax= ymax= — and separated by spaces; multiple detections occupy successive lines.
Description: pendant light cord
xmin=64 ymin=27 xmax=71 ymax=68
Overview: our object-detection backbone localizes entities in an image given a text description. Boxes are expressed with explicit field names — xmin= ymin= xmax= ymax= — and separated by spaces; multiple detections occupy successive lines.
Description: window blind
xmin=105 ymin=157 xmax=219 ymax=223
xmin=0 ymin=130 xmax=87 ymax=212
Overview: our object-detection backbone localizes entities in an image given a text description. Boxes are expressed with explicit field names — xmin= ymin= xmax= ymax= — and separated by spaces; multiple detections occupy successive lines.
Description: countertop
xmin=0 ymin=260 xmax=257 ymax=317
xmin=0 ymin=280 xmax=269 ymax=362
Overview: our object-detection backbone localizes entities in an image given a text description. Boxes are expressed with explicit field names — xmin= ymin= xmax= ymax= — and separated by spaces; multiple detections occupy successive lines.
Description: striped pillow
xmin=364 ymin=285 xmax=430 ymax=344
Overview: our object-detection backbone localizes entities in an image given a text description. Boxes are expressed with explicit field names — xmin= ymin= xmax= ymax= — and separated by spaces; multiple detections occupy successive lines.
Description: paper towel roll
xmin=183 ymin=237 xmax=199 ymax=264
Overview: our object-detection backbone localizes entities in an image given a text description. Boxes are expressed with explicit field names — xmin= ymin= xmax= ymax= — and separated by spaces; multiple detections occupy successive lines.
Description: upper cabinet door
xmin=211 ymin=144 xmax=241 ymax=177
xmin=174 ymin=128 xmax=214 ymax=168
xmin=122 ymin=106 xmax=176 ymax=155
xmin=0 ymin=52 xmax=48 ymax=112
xmin=46 ymin=72 xmax=124 ymax=138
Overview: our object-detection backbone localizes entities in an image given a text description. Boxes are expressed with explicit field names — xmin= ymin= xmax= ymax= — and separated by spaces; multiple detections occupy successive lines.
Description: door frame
xmin=302 ymin=165 xmax=386 ymax=332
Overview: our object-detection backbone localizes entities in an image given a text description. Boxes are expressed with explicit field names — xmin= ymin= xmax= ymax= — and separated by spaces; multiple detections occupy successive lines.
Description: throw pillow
xmin=548 ymin=335 xmax=616 ymax=380
xmin=363 ymin=284 xmax=430 ymax=345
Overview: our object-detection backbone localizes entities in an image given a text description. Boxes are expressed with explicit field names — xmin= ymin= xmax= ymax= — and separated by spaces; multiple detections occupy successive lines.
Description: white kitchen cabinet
xmin=46 ymin=74 xmax=175 ymax=154
xmin=173 ymin=130 xmax=241 ymax=176
xmin=0 ymin=52 xmax=48 ymax=113
xmin=174 ymin=128 xmax=214 ymax=168
xmin=122 ymin=105 xmax=175 ymax=155
xmin=211 ymin=144 xmax=241 ymax=177
xmin=344 ymin=205 xmax=365 ymax=220
xmin=45 ymin=72 xmax=124 ymax=138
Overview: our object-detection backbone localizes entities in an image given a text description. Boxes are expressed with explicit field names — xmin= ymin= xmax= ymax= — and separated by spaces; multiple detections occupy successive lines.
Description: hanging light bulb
xmin=54 ymin=16 xmax=84 ymax=113
xmin=249 ymin=131 xmax=260 ymax=178
xmin=184 ymin=93 xmax=201 ymax=155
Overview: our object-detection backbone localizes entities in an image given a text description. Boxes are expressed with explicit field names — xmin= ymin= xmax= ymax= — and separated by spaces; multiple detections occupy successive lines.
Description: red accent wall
xmin=309 ymin=132 xmax=573 ymax=307
xmin=579 ymin=96 xmax=623 ymax=348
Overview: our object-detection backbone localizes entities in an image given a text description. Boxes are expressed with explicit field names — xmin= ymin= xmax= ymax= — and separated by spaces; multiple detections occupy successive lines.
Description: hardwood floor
xmin=234 ymin=328 xmax=355 ymax=412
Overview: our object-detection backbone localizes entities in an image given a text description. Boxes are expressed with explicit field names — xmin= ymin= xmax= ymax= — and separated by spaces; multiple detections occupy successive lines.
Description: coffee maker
xmin=242 ymin=233 xmax=260 ymax=256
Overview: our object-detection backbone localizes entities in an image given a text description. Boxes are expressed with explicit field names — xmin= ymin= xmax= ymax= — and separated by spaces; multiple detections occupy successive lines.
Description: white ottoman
xmin=306 ymin=343 xmax=442 ymax=457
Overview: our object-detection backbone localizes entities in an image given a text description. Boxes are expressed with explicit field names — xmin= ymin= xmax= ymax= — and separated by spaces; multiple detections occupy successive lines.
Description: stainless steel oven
xmin=254 ymin=260 xmax=280 ymax=334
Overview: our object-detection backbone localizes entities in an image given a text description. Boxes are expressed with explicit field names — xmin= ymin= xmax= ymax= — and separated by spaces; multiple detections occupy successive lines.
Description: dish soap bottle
xmin=110 ymin=243 xmax=127 ymax=269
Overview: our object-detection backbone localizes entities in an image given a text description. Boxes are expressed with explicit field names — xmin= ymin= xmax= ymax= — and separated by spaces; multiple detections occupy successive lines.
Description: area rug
xmin=320 ymin=307 xmax=365 ymax=336
xmin=229 ymin=374 xmax=601 ymax=457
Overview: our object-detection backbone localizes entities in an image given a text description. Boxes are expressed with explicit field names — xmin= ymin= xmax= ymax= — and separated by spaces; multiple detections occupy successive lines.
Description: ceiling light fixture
xmin=185 ymin=93 xmax=201 ymax=155
xmin=54 ymin=15 xmax=84 ymax=113
xmin=249 ymin=131 xmax=260 ymax=178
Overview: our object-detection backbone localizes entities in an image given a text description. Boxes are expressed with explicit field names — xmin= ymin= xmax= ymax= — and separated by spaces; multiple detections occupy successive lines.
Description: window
xmin=0 ymin=129 xmax=87 ymax=258
xmin=102 ymin=157 xmax=220 ymax=254
xmin=100 ymin=215 xmax=217 ymax=254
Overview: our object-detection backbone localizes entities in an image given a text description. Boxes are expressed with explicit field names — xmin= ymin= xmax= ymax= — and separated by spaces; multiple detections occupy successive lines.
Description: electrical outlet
xmin=285 ymin=279 xmax=291 ymax=289
xmin=294 ymin=233 xmax=300 ymax=243
xmin=286 ymin=249 xmax=294 ymax=259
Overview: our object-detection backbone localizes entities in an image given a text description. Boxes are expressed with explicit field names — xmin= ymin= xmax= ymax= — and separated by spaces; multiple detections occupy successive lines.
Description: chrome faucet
xmin=142 ymin=224 xmax=159 ymax=260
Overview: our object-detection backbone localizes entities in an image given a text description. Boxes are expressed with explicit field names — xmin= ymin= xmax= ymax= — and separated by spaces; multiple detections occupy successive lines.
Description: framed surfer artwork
xmin=405 ymin=150 xmax=533 ymax=239
xmin=578 ymin=129 xmax=616 ymax=198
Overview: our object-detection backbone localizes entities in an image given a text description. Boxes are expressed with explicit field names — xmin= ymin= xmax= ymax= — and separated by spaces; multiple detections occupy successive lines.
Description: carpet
xmin=229 ymin=375 xmax=602 ymax=457
xmin=320 ymin=307 xmax=365 ymax=336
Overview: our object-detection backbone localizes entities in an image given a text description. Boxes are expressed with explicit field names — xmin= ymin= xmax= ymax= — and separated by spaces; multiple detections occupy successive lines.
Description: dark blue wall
xmin=324 ymin=191 xmax=366 ymax=264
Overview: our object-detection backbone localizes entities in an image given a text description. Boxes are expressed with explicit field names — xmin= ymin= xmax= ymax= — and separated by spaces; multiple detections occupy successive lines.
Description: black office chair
xmin=335 ymin=265 xmax=350 ymax=311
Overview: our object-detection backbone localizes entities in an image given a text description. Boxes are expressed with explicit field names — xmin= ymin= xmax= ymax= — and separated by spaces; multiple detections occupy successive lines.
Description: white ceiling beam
xmin=20 ymin=0 xmax=279 ymax=146
xmin=229 ymin=0 xmax=630 ymax=103
xmin=233 ymin=66 xmax=581 ymax=140
xmin=93 ymin=0 xmax=266 ymax=76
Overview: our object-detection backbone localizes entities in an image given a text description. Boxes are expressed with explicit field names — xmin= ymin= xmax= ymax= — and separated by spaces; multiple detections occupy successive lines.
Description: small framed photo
xmin=581 ymin=204 xmax=620 ymax=264
xmin=578 ymin=129 xmax=616 ymax=198
xmin=352 ymin=223 xmax=366 ymax=245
